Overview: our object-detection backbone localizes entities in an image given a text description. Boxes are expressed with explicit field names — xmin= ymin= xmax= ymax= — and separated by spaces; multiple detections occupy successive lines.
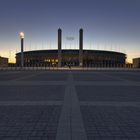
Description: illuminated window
xmin=44 ymin=59 xmax=47 ymax=62
xmin=44 ymin=59 xmax=51 ymax=62
xmin=51 ymin=59 xmax=54 ymax=62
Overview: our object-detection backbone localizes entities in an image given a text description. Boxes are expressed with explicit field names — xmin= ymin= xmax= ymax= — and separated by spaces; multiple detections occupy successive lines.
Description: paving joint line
xmin=0 ymin=101 xmax=63 ymax=106
xmin=80 ymin=101 xmax=140 ymax=107
xmin=9 ymin=71 xmax=46 ymax=81
xmin=56 ymin=71 xmax=87 ymax=140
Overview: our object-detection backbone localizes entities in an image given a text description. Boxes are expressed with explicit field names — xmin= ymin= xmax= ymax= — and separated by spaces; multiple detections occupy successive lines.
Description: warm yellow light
xmin=20 ymin=32 xmax=24 ymax=39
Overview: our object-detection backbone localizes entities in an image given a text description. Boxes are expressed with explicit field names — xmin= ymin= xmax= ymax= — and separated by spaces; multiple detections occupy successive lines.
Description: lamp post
xmin=20 ymin=32 xmax=24 ymax=67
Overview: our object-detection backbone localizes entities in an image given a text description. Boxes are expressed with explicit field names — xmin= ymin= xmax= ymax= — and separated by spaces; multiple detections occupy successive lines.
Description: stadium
xmin=16 ymin=49 xmax=126 ymax=67
xmin=16 ymin=29 xmax=126 ymax=67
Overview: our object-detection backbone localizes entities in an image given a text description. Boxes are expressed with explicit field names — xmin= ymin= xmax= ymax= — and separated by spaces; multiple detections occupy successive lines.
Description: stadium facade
xmin=16 ymin=29 xmax=126 ymax=67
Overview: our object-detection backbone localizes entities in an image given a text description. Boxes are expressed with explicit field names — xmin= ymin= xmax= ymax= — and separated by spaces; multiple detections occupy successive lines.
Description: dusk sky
xmin=0 ymin=0 xmax=140 ymax=63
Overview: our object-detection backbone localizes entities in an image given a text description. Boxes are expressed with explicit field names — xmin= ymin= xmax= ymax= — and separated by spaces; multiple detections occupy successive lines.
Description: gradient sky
xmin=0 ymin=0 xmax=140 ymax=63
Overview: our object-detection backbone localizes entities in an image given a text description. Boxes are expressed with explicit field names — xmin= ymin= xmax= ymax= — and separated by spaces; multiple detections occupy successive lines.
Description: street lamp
xmin=19 ymin=32 xmax=24 ymax=67
xmin=20 ymin=32 xmax=24 ymax=39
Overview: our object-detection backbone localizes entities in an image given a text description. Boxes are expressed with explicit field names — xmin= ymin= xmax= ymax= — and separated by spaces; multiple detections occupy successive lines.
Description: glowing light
xmin=19 ymin=32 xmax=24 ymax=39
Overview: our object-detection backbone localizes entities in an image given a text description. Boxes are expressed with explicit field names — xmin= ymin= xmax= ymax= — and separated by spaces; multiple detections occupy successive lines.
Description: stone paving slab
xmin=76 ymin=86 xmax=140 ymax=102
xmin=81 ymin=106 xmax=140 ymax=140
xmin=73 ymin=72 xmax=123 ymax=81
xmin=0 ymin=106 xmax=62 ymax=140
xmin=22 ymin=72 xmax=68 ymax=81
xmin=0 ymin=72 xmax=34 ymax=81
xmin=0 ymin=70 xmax=140 ymax=140
xmin=0 ymin=85 xmax=65 ymax=101
xmin=103 ymin=72 xmax=140 ymax=82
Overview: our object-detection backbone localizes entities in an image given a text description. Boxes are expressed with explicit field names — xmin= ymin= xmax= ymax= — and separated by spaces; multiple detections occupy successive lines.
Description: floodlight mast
xmin=20 ymin=32 xmax=24 ymax=39
xmin=20 ymin=32 xmax=24 ymax=67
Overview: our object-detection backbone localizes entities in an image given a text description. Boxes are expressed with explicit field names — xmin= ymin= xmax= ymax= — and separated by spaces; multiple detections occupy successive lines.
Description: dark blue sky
xmin=0 ymin=0 xmax=140 ymax=62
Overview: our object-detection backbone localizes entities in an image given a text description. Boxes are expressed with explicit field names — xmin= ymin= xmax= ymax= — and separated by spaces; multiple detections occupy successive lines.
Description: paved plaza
xmin=0 ymin=70 xmax=140 ymax=140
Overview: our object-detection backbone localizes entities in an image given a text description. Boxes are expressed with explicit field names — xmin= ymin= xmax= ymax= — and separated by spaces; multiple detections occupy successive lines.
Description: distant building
xmin=16 ymin=50 xmax=126 ymax=67
xmin=133 ymin=58 xmax=140 ymax=68
xmin=0 ymin=57 xmax=8 ymax=67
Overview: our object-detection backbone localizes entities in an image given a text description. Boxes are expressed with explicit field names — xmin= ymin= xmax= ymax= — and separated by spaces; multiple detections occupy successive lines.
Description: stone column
xmin=79 ymin=28 xmax=83 ymax=67
xmin=58 ymin=28 xmax=62 ymax=67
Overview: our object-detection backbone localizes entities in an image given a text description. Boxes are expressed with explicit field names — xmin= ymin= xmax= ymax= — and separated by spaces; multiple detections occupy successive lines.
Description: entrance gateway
xmin=16 ymin=29 xmax=126 ymax=67
xmin=58 ymin=28 xmax=83 ymax=67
